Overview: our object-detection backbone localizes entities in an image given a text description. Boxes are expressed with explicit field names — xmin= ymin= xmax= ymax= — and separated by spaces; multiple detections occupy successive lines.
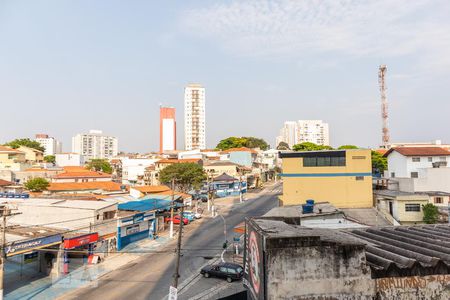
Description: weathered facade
xmin=244 ymin=218 xmax=450 ymax=300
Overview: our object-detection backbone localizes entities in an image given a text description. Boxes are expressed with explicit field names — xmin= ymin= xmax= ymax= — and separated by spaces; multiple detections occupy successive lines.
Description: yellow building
xmin=279 ymin=149 xmax=373 ymax=208
xmin=0 ymin=145 xmax=28 ymax=171
xmin=18 ymin=146 xmax=44 ymax=163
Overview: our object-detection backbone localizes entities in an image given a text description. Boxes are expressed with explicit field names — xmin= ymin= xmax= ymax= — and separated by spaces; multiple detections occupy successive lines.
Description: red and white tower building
xmin=159 ymin=106 xmax=176 ymax=153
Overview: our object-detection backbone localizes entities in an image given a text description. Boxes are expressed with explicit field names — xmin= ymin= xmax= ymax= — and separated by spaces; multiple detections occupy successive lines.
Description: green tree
xmin=371 ymin=151 xmax=388 ymax=174
xmin=338 ymin=145 xmax=359 ymax=149
xmin=292 ymin=142 xmax=333 ymax=151
xmin=4 ymin=138 xmax=45 ymax=152
xmin=276 ymin=141 xmax=290 ymax=150
xmin=86 ymin=159 xmax=113 ymax=174
xmin=422 ymin=203 xmax=439 ymax=224
xmin=159 ymin=163 xmax=206 ymax=192
xmin=216 ymin=136 xmax=269 ymax=151
xmin=24 ymin=177 xmax=49 ymax=192
xmin=44 ymin=155 xmax=56 ymax=164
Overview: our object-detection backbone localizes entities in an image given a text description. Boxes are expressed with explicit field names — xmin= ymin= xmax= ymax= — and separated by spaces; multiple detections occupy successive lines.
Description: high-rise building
xmin=160 ymin=106 xmax=176 ymax=153
xmin=184 ymin=84 xmax=206 ymax=150
xmin=297 ymin=120 xmax=329 ymax=146
xmin=72 ymin=130 xmax=118 ymax=160
xmin=35 ymin=134 xmax=62 ymax=156
xmin=276 ymin=120 xmax=329 ymax=148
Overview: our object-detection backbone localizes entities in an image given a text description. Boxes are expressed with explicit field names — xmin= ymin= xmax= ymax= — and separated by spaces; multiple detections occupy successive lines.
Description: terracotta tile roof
xmin=0 ymin=145 xmax=24 ymax=154
xmin=63 ymin=166 xmax=90 ymax=172
xmin=156 ymin=158 xmax=202 ymax=164
xmin=154 ymin=190 xmax=192 ymax=199
xmin=47 ymin=181 xmax=123 ymax=192
xmin=222 ymin=147 xmax=258 ymax=154
xmin=384 ymin=147 xmax=450 ymax=157
xmin=54 ymin=171 xmax=112 ymax=179
xmin=132 ymin=185 xmax=171 ymax=193
xmin=0 ymin=179 xmax=14 ymax=186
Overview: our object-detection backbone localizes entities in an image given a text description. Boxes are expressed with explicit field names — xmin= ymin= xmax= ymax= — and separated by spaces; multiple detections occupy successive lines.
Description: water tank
xmin=302 ymin=204 xmax=313 ymax=214
xmin=306 ymin=199 xmax=315 ymax=206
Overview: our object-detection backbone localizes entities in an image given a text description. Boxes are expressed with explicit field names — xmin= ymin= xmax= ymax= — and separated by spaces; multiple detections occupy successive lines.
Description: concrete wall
xmin=281 ymin=149 xmax=373 ymax=208
xmin=266 ymin=245 xmax=374 ymax=300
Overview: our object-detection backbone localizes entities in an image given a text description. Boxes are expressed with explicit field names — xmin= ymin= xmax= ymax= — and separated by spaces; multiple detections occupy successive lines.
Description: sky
xmin=1 ymin=0 xmax=450 ymax=152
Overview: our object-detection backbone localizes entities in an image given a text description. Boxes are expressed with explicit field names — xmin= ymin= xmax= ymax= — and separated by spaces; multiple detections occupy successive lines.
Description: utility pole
xmin=169 ymin=177 xmax=175 ymax=239
xmin=173 ymin=205 xmax=184 ymax=288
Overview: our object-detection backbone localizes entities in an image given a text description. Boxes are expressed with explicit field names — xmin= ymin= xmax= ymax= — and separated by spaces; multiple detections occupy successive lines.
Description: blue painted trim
xmin=280 ymin=172 xmax=372 ymax=177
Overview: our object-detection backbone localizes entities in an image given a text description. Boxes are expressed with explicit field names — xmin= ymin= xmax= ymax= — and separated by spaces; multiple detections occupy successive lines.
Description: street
xmin=61 ymin=183 xmax=281 ymax=300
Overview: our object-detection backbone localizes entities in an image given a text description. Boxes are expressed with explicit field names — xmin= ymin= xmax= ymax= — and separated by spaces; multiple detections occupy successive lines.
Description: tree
xmin=44 ymin=155 xmax=56 ymax=164
xmin=371 ymin=151 xmax=388 ymax=174
xmin=159 ymin=163 xmax=206 ymax=192
xmin=338 ymin=145 xmax=359 ymax=149
xmin=4 ymin=138 xmax=45 ymax=152
xmin=24 ymin=177 xmax=49 ymax=192
xmin=292 ymin=142 xmax=333 ymax=151
xmin=86 ymin=159 xmax=113 ymax=174
xmin=422 ymin=203 xmax=439 ymax=224
xmin=276 ymin=142 xmax=290 ymax=150
xmin=216 ymin=136 xmax=269 ymax=151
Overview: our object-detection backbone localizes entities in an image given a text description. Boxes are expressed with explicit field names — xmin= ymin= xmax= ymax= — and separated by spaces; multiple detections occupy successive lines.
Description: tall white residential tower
xmin=35 ymin=134 xmax=62 ymax=156
xmin=184 ymin=84 xmax=206 ymax=150
xmin=276 ymin=120 xmax=329 ymax=148
xmin=72 ymin=130 xmax=118 ymax=160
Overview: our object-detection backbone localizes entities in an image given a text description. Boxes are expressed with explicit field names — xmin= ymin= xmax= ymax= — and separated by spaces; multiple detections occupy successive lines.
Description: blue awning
xmin=118 ymin=199 xmax=181 ymax=212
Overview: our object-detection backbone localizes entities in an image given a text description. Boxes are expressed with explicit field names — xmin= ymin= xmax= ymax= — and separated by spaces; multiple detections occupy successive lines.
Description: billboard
xmin=243 ymin=220 xmax=265 ymax=300
xmin=5 ymin=234 xmax=62 ymax=257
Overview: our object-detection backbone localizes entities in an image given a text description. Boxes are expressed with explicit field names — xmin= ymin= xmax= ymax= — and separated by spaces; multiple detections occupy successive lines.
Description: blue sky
xmin=1 ymin=0 xmax=450 ymax=152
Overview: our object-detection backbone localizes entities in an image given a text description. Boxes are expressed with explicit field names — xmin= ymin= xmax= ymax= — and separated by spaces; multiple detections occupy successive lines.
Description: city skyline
xmin=2 ymin=1 xmax=450 ymax=152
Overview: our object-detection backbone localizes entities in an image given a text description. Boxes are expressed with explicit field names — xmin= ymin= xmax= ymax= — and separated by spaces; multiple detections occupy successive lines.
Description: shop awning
xmin=118 ymin=199 xmax=182 ymax=212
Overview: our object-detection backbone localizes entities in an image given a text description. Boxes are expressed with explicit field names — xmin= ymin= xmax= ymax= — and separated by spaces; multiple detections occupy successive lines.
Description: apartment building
xmin=276 ymin=120 xmax=329 ymax=148
xmin=35 ymin=134 xmax=62 ymax=156
xmin=184 ymin=84 xmax=206 ymax=150
xmin=159 ymin=106 xmax=176 ymax=153
xmin=72 ymin=130 xmax=118 ymax=160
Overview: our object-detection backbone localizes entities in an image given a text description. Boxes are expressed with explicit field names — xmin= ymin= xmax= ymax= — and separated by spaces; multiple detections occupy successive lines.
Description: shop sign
xmin=5 ymin=234 xmax=62 ymax=257
xmin=243 ymin=222 xmax=265 ymax=300
xmin=64 ymin=233 xmax=99 ymax=249
xmin=118 ymin=212 xmax=153 ymax=226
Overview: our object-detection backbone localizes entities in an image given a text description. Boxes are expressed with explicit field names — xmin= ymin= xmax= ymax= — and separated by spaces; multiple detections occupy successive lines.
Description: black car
xmin=200 ymin=262 xmax=244 ymax=282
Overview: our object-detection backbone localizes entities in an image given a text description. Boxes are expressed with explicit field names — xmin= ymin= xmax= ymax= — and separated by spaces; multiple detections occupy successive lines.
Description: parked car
xmin=164 ymin=215 xmax=189 ymax=225
xmin=200 ymin=262 xmax=244 ymax=282
xmin=184 ymin=211 xmax=202 ymax=220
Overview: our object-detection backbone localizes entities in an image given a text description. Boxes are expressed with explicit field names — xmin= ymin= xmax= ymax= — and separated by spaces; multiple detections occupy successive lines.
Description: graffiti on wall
xmin=376 ymin=275 xmax=450 ymax=291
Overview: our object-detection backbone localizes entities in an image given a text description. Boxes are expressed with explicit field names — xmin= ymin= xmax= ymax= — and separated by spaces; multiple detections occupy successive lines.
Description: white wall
xmin=387 ymin=151 xmax=409 ymax=178
xmin=121 ymin=158 xmax=158 ymax=184
xmin=55 ymin=153 xmax=85 ymax=167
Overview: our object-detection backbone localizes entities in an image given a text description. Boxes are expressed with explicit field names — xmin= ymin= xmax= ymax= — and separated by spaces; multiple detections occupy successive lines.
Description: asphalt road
xmin=62 ymin=183 xmax=280 ymax=300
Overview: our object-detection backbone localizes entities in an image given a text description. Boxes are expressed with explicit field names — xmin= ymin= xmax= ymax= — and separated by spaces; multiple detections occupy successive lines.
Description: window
xmin=391 ymin=172 xmax=395 ymax=178
xmin=435 ymin=197 xmax=443 ymax=204
xmin=412 ymin=157 xmax=420 ymax=162
xmin=355 ymin=176 xmax=364 ymax=181
xmin=410 ymin=172 xmax=419 ymax=178
xmin=219 ymin=267 xmax=227 ymax=273
xmin=227 ymin=268 xmax=237 ymax=274
xmin=440 ymin=157 xmax=447 ymax=162
xmin=303 ymin=156 xmax=345 ymax=167
xmin=428 ymin=157 xmax=433 ymax=162
xmin=405 ymin=204 xmax=421 ymax=212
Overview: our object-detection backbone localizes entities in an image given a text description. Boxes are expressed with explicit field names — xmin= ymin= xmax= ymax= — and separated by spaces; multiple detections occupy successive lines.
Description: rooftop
xmin=131 ymin=185 xmax=171 ymax=193
xmin=0 ymin=145 xmax=23 ymax=154
xmin=47 ymin=181 xmax=123 ymax=192
xmin=222 ymin=147 xmax=258 ymax=154
xmin=384 ymin=147 xmax=450 ymax=157
xmin=2 ymin=197 xmax=117 ymax=210
xmin=345 ymin=225 xmax=450 ymax=278
xmin=156 ymin=158 xmax=202 ymax=164
xmin=204 ymin=161 xmax=240 ymax=167
xmin=54 ymin=170 xmax=112 ymax=179
xmin=0 ymin=179 xmax=14 ymax=187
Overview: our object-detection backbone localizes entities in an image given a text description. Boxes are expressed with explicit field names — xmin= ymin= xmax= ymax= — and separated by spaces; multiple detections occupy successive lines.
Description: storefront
xmin=117 ymin=211 xmax=155 ymax=250
xmin=5 ymin=234 xmax=62 ymax=276
xmin=63 ymin=232 xmax=99 ymax=273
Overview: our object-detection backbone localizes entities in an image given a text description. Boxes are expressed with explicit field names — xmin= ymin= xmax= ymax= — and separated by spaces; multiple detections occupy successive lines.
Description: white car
xmin=185 ymin=210 xmax=202 ymax=219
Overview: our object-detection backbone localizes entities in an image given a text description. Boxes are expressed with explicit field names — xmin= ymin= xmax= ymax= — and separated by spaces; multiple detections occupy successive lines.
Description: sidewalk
xmin=5 ymin=232 xmax=173 ymax=300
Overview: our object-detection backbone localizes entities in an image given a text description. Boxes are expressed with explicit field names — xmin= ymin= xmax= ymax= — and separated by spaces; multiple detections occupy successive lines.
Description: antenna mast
xmin=379 ymin=65 xmax=390 ymax=148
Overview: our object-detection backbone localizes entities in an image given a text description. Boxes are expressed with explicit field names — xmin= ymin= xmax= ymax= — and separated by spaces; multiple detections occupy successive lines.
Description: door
xmin=389 ymin=201 xmax=393 ymax=216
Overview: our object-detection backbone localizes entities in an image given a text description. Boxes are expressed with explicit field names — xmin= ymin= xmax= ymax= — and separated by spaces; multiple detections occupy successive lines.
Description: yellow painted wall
xmin=394 ymin=199 xmax=427 ymax=224
xmin=281 ymin=149 xmax=373 ymax=208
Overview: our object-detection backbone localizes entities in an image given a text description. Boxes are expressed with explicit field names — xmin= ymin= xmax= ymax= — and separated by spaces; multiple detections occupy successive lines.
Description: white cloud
xmin=181 ymin=0 xmax=450 ymax=64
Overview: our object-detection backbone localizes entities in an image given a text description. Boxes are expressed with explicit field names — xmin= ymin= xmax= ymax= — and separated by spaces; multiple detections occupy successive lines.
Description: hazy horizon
xmin=2 ymin=0 xmax=450 ymax=152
